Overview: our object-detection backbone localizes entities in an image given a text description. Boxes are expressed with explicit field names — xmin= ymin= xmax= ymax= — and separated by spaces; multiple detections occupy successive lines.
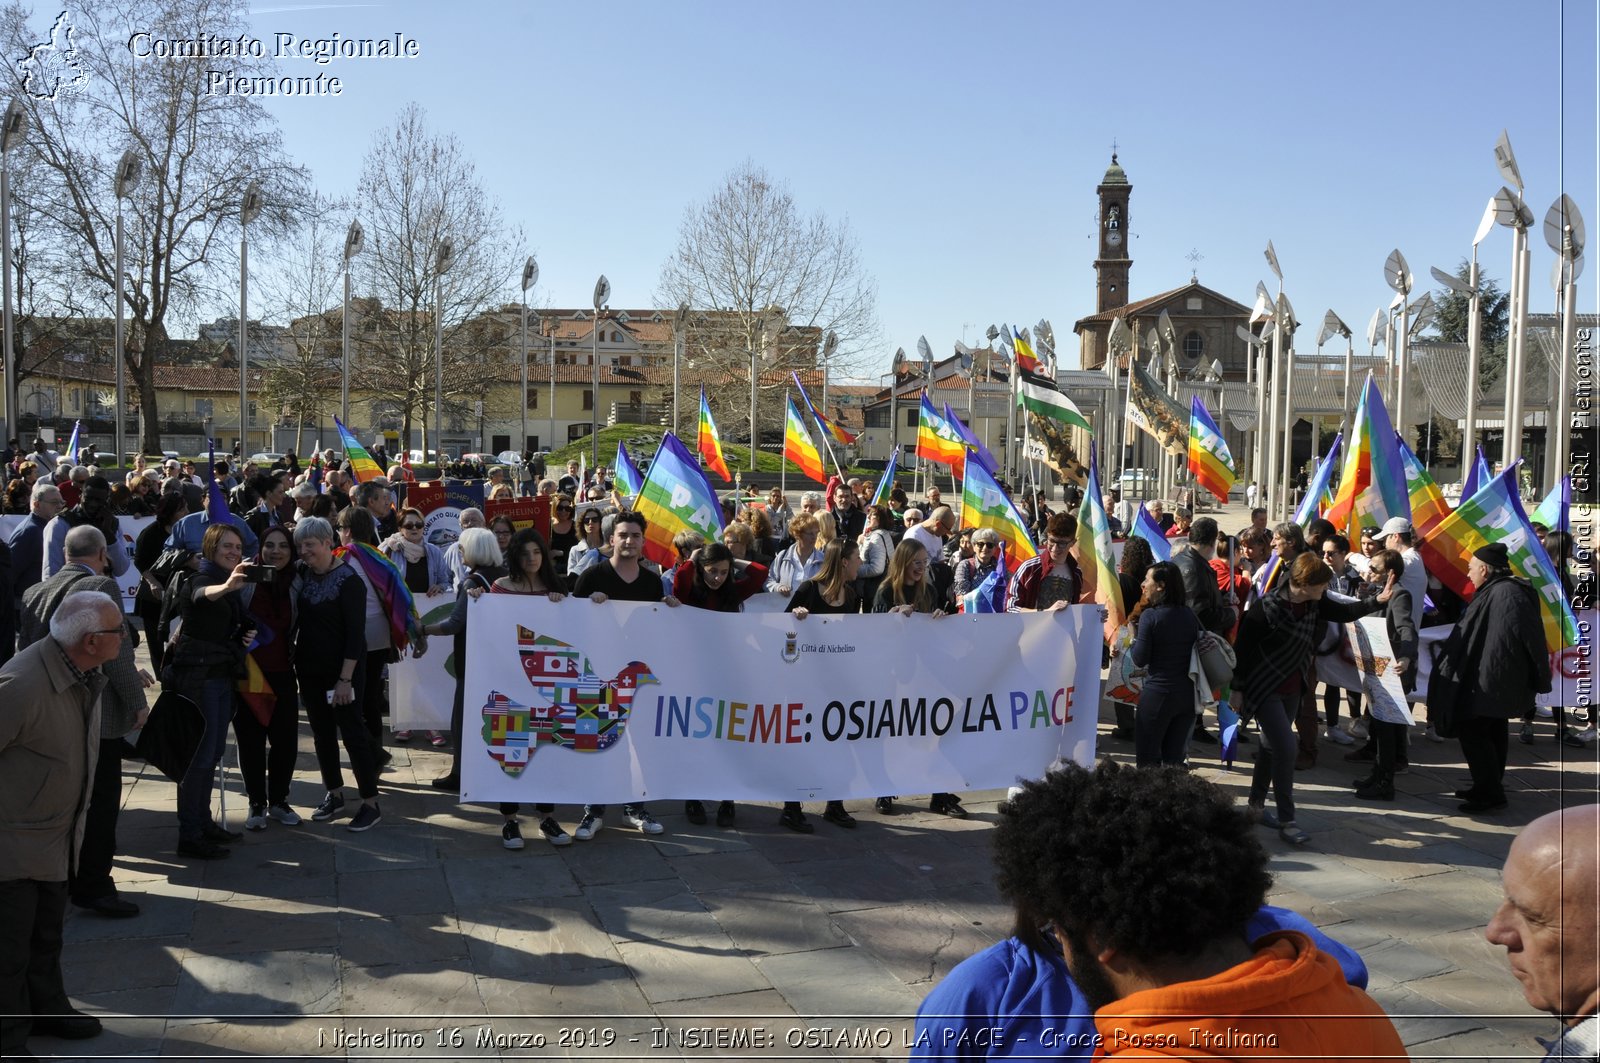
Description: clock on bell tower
xmin=1094 ymin=152 xmax=1131 ymax=314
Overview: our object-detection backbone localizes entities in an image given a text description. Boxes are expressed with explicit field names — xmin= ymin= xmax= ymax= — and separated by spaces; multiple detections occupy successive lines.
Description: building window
xmin=526 ymin=387 xmax=538 ymax=410
xmin=1183 ymin=331 xmax=1204 ymax=360
xmin=194 ymin=399 xmax=214 ymax=419
xmin=629 ymin=390 xmax=642 ymax=407
xmin=582 ymin=390 xmax=593 ymax=411
xmin=905 ymin=408 xmax=917 ymax=428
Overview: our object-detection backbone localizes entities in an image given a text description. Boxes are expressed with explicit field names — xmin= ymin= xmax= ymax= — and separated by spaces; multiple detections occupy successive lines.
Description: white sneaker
xmin=626 ymin=808 xmax=664 ymax=835
xmin=1536 ymin=705 xmax=1554 ymax=719
xmin=574 ymin=812 xmax=602 ymax=841
xmin=1346 ymin=718 xmax=1369 ymax=741
xmin=1324 ymin=727 xmax=1355 ymax=746
xmin=1426 ymin=724 xmax=1445 ymax=743
xmin=501 ymin=820 xmax=524 ymax=850
xmin=245 ymin=803 xmax=268 ymax=831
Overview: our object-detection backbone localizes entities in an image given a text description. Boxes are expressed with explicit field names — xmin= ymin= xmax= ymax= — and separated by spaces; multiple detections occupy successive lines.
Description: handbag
xmin=1425 ymin=644 xmax=1464 ymax=740
xmin=134 ymin=689 xmax=204 ymax=782
xmin=1196 ymin=631 xmax=1236 ymax=690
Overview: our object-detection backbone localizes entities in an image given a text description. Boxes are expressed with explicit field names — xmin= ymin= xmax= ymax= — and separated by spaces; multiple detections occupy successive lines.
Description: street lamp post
xmin=341 ymin=220 xmax=363 ymax=428
xmin=113 ymin=149 xmax=142 ymax=463
xmin=1543 ymin=195 xmax=1586 ymax=491
xmin=545 ymin=315 xmax=555 ymax=457
xmin=1430 ymin=198 xmax=1497 ymax=471
xmin=1492 ymin=184 xmax=1535 ymax=470
xmin=432 ymin=238 xmax=455 ymax=462
xmin=238 ymin=181 xmax=262 ymax=460
xmin=821 ymin=330 xmax=837 ymax=412
xmin=671 ymin=302 xmax=689 ymax=438
xmin=1 ymin=99 xmax=24 ymax=448
xmin=520 ymin=256 xmax=537 ymax=455
xmin=591 ymin=275 xmax=609 ymax=471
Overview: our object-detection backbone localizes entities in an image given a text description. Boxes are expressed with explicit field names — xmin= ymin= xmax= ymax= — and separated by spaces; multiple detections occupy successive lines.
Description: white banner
xmin=389 ymin=593 xmax=464 ymax=729
xmin=458 ymin=597 xmax=1101 ymax=804
xmin=0 ymin=513 xmax=148 ymax=613
xmin=1346 ymin=617 xmax=1413 ymax=725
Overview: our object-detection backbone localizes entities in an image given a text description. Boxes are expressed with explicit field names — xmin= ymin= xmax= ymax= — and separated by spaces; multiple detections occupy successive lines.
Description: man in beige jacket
xmin=0 ymin=592 xmax=123 ymax=1057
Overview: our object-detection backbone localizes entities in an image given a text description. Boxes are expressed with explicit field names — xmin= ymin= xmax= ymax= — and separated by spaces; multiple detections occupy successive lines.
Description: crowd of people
xmin=0 ymin=431 xmax=1593 ymax=1060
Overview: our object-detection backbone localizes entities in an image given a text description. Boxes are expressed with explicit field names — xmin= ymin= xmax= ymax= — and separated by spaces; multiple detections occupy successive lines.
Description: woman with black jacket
xmin=135 ymin=492 xmax=187 ymax=672
xmin=1233 ymin=551 xmax=1392 ymax=845
xmin=1127 ymin=561 xmax=1201 ymax=768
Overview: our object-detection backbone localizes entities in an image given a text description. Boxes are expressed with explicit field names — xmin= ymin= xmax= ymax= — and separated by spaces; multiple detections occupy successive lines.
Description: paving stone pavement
xmin=30 ymin=496 xmax=1600 ymax=1062
xmin=31 ymin=696 xmax=1593 ymax=1063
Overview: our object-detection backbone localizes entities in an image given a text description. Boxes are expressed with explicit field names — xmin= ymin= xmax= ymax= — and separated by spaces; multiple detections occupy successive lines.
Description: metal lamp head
xmin=1493 ymin=187 xmax=1534 ymax=230
xmin=1543 ymin=194 xmax=1586 ymax=258
xmin=240 ymin=181 xmax=263 ymax=225
xmin=521 ymin=256 xmax=538 ymax=292
xmin=985 ymin=324 xmax=999 ymax=343
xmin=1 ymin=98 xmax=26 ymax=153
xmin=114 ymin=149 xmax=142 ymax=199
xmin=435 ymin=238 xmax=455 ymax=276
xmin=673 ymin=301 xmax=691 ymax=336
xmin=1366 ymin=309 xmax=1385 ymax=349
xmin=591 ymin=274 xmax=609 ymax=310
xmin=1429 ymin=265 xmax=1472 ymax=295
xmin=344 ymin=219 xmax=364 ymax=260
xmin=823 ymin=330 xmax=838 ymax=359
xmin=1234 ymin=324 xmax=1262 ymax=350
xmin=1383 ymin=249 xmax=1412 ymax=294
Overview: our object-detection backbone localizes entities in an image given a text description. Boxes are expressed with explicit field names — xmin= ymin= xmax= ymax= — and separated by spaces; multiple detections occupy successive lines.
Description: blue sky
xmin=93 ymin=1 xmax=1600 ymax=376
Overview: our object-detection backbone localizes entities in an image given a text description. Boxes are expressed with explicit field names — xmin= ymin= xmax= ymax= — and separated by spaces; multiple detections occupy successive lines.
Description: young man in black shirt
xmin=572 ymin=511 xmax=680 ymax=837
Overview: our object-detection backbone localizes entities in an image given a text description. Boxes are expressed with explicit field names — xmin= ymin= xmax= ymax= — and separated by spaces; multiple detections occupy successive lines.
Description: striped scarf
xmin=335 ymin=541 xmax=423 ymax=650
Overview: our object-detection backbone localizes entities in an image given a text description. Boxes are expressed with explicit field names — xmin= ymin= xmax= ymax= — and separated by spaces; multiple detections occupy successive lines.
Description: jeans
xmin=177 ymin=676 xmax=239 ymax=842
xmin=233 ymin=670 xmax=299 ymax=807
xmin=1135 ymin=682 xmax=1195 ymax=767
xmin=1247 ymin=692 xmax=1299 ymax=822
xmin=303 ymin=669 xmax=381 ymax=800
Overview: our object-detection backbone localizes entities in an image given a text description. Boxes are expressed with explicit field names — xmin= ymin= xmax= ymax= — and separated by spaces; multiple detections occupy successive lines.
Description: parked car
xmin=495 ymin=450 xmax=525 ymax=466
xmin=1118 ymin=468 xmax=1157 ymax=495
xmin=248 ymin=452 xmax=286 ymax=466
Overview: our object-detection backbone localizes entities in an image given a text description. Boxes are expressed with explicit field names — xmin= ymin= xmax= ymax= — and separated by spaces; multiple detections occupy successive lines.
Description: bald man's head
xmin=1486 ymin=805 xmax=1600 ymax=1024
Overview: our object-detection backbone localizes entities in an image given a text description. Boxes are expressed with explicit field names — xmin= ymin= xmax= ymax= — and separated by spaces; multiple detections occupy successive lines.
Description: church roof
xmin=1100 ymin=153 xmax=1129 ymax=186
xmin=1071 ymin=279 xmax=1252 ymax=333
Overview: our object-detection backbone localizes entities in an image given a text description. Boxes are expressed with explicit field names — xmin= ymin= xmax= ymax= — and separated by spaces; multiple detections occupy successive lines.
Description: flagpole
xmin=780 ymin=390 xmax=788 ymax=499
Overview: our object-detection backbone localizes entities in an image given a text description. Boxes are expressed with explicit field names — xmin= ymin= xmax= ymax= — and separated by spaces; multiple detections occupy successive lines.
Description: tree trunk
xmin=137 ymin=321 xmax=166 ymax=455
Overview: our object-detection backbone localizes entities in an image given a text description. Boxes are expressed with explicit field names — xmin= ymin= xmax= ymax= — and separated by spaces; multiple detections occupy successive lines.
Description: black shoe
xmin=376 ymin=748 xmax=394 ymax=766
xmin=1459 ymin=796 xmax=1509 ymax=814
xmin=823 ymin=802 xmax=857 ymax=828
xmin=1343 ymin=746 xmax=1375 ymax=762
xmin=875 ymin=796 xmax=896 ymax=815
xmin=715 ymin=801 xmax=736 ymax=828
xmin=430 ymin=774 xmax=460 ymax=792
xmin=30 ymin=1012 xmax=102 ymax=1040
xmin=1355 ymin=777 xmax=1395 ymax=800
xmin=1560 ymin=728 xmax=1587 ymax=749
xmin=684 ymin=800 xmax=706 ymax=825
xmin=1455 ymin=787 xmax=1481 ymax=800
xmin=1192 ymin=724 xmax=1219 ymax=745
xmin=177 ymin=839 xmax=231 ymax=860
xmin=71 ymin=894 xmax=139 ymax=918
xmin=202 ymin=823 xmax=242 ymax=843
xmin=1352 ymin=772 xmax=1377 ymax=790
xmin=778 ymin=807 xmax=815 ymax=833
xmin=1110 ymin=727 xmax=1135 ymax=741
xmin=931 ymin=795 xmax=968 ymax=818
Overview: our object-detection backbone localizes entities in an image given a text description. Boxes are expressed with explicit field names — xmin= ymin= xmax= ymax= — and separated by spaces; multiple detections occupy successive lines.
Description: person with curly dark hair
xmin=983 ymin=761 xmax=1404 ymax=1060
xmin=1108 ymin=535 xmax=1156 ymax=741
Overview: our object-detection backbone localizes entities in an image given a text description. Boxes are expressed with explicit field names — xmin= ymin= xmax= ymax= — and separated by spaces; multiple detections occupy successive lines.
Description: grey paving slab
xmin=587 ymin=878 xmax=726 ymax=946
xmin=1360 ymin=939 xmax=1459 ymax=983
xmin=341 ymin=910 xmax=469 ymax=969
xmin=614 ymin=936 xmax=775 ymax=1004
xmin=60 ymin=935 xmax=184 ymax=995
xmin=561 ymin=832 xmax=678 ymax=885
xmin=664 ymin=848 xmax=790 ymax=891
xmin=186 ymin=897 xmax=343 ymax=954
xmin=459 ymin=900 xmax=623 ymax=976
xmin=442 ymin=851 xmax=583 ymax=907
xmin=474 ymin=963 xmax=652 ymax=1015
xmin=337 ymin=960 xmax=488 ymax=1018
xmin=1259 ymin=851 xmax=1398 ymax=903
xmin=698 ymin=885 xmax=852 ymax=957
xmin=755 ymin=946 xmax=922 ymax=1016
xmin=832 ymin=902 xmax=1002 ymax=988
xmin=171 ymin=947 xmax=341 ymax=1016
xmin=337 ymin=865 xmax=453 ymax=916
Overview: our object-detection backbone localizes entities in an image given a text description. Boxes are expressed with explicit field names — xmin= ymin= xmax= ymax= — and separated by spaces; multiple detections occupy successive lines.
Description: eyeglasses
xmin=401 ymin=522 xmax=424 ymax=530
xmin=973 ymin=542 xmax=998 ymax=550
xmin=89 ymin=627 xmax=125 ymax=638
xmin=1047 ymin=537 xmax=1073 ymax=548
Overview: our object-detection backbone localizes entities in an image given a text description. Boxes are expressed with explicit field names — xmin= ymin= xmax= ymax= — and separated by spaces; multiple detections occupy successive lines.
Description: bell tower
xmin=1094 ymin=153 xmax=1131 ymax=314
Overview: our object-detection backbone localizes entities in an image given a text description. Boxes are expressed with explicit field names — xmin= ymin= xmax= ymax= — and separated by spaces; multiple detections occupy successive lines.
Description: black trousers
xmin=0 ymin=878 xmax=71 ymax=1054
xmin=1135 ymin=683 xmax=1195 ymax=767
xmin=70 ymin=738 xmax=125 ymax=903
xmin=360 ymin=651 xmax=390 ymax=741
xmin=302 ymin=670 xmax=381 ymax=800
xmin=233 ymin=670 xmax=299 ymax=807
xmin=1458 ymin=716 xmax=1510 ymax=801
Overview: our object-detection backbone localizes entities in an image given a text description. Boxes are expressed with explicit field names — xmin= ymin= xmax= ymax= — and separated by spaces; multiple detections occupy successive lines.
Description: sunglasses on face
xmin=402 ymin=522 xmax=424 ymax=530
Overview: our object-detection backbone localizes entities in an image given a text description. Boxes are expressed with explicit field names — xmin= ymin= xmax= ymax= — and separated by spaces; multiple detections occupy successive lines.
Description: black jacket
xmin=1442 ymin=573 xmax=1552 ymax=720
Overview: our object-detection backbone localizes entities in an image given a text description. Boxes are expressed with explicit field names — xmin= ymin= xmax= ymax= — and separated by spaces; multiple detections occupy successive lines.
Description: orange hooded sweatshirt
xmin=1092 ymin=931 xmax=1407 ymax=1060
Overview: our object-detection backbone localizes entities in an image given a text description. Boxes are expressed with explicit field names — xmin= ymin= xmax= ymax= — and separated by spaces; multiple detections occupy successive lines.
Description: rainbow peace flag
xmin=793 ymin=372 xmax=857 ymax=445
xmin=784 ymin=396 xmax=826 ymax=482
xmin=1532 ymin=476 xmax=1570 ymax=535
xmin=960 ymin=546 xmax=1009 ymax=613
xmin=1012 ymin=327 xmax=1041 ymax=374
xmin=634 ymin=432 xmax=725 ymax=570
xmin=1130 ymin=504 xmax=1172 ymax=561
xmin=870 ymin=447 xmax=900 ymax=506
xmin=916 ymin=392 xmax=966 ymax=475
xmin=943 ymin=402 xmax=1000 ymax=476
xmin=336 ymin=541 xmax=424 ymax=650
xmin=1075 ymin=448 xmax=1124 ymax=641
xmin=1415 ymin=465 xmax=1579 ymax=650
xmin=334 ymin=416 xmax=385 ymax=483
xmin=64 ymin=421 xmax=82 ymax=462
xmin=614 ymin=440 xmax=644 ymax=500
xmin=959 ymin=459 xmax=1037 ymax=572
xmin=1186 ymin=396 xmax=1236 ymax=503
xmin=1397 ymin=436 xmax=1451 ymax=537
xmin=1325 ymin=374 xmax=1408 ymax=535
xmin=237 ymin=653 xmax=275 ymax=727
xmin=1295 ymin=433 xmax=1343 ymax=526
xmin=697 ymin=389 xmax=731 ymax=483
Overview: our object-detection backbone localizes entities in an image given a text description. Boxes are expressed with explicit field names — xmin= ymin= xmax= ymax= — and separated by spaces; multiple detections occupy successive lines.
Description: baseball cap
xmin=1378 ymin=517 xmax=1413 ymax=537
